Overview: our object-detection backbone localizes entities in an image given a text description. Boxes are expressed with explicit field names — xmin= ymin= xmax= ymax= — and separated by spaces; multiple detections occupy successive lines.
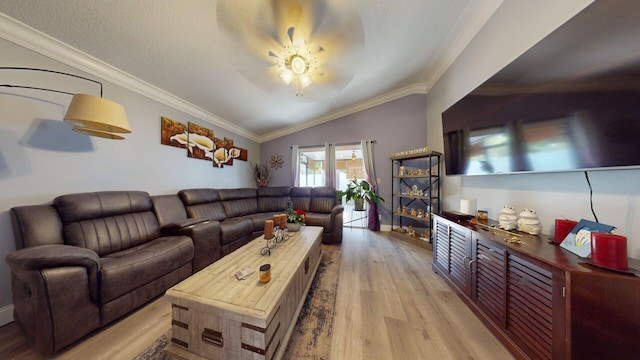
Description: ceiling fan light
xmin=290 ymin=55 xmax=307 ymax=75
xmin=299 ymin=74 xmax=312 ymax=88
xmin=280 ymin=69 xmax=293 ymax=85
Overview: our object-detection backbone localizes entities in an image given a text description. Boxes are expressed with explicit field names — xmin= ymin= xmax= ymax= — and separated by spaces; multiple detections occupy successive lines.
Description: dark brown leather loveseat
xmin=5 ymin=186 xmax=342 ymax=356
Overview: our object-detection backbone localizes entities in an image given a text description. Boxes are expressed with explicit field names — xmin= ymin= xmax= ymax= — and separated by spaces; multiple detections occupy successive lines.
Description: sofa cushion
xmin=310 ymin=187 xmax=338 ymax=213
xmin=246 ymin=213 xmax=281 ymax=233
xmin=178 ymin=189 xmax=227 ymax=222
xmin=99 ymin=235 xmax=193 ymax=303
xmin=257 ymin=186 xmax=291 ymax=213
xmin=152 ymin=194 xmax=188 ymax=227
xmin=290 ymin=187 xmax=312 ymax=212
xmin=178 ymin=188 xmax=219 ymax=205
xmin=219 ymin=188 xmax=258 ymax=218
xmin=305 ymin=212 xmax=333 ymax=231
xmin=54 ymin=192 xmax=162 ymax=256
xmin=219 ymin=218 xmax=254 ymax=246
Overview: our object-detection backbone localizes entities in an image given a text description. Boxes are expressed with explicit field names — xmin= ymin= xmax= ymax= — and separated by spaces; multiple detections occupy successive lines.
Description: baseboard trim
xmin=0 ymin=304 xmax=14 ymax=326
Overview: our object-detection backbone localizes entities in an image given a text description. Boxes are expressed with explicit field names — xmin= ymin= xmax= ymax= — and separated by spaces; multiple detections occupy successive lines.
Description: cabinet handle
xmin=463 ymin=256 xmax=470 ymax=269
xmin=202 ymin=328 xmax=224 ymax=348
xmin=469 ymin=259 xmax=477 ymax=274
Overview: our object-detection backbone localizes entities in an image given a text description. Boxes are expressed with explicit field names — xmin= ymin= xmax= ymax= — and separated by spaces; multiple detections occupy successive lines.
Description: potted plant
xmin=337 ymin=178 xmax=385 ymax=210
xmin=286 ymin=202 xmax=306 ymax=232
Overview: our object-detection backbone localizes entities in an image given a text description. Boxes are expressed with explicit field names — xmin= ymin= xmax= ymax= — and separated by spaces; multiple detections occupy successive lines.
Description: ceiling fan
xmin=268 ymin=26 xmax=325 ymax=96
xmin=215 ymin=0 xmax=364 ymax=98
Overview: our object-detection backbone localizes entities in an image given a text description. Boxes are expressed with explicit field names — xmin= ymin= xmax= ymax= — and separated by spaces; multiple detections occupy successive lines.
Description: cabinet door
xmin=506 ymin=254 xmax=556 ymax=360
xmin=433 ymin=217 xmax=450 ymax=272
xmin=448 ymin=222 xmax=472 ymax=296
xmin=473 ymin=235 xmax=507 ymax=327
xmin=432 ymin=216 xmax=472 ymax=296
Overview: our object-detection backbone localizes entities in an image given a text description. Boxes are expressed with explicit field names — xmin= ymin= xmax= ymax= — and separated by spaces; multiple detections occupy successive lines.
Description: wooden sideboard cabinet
xmin=432 ymin=213 xmax=640 ymax=360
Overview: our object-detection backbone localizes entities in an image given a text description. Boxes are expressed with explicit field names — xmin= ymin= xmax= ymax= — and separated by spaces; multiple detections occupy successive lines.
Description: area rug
xmin=133 ymin=245 xmax=341 ymax=360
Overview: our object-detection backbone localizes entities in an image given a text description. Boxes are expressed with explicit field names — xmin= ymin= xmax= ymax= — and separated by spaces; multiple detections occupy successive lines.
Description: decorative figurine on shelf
xmin=398 ymin=166 xmax=405 ymax=176
xmin=412 ymin=185 xmax=419 ymax=195
xmin=410 ymin=208 xmax=417 ymax=216
xmin=417 ymin=209 xmax=424 ymax=218
xmin=408 ymin=226 xmax=416 ymax=237
xmin=517 ymin=208 xmax=542 ymax=235
xmin=498 ymin=206 xmax=518 ymax=230
xmin=396 ymin=207 xmax=402 ymax=214
xmin=402 ymin=206 xmax=407 ymax=214
xmin=407 ymin=169 xmax=414 ymax=176
xmin=425 ymin=169 xmax=431 ymax=175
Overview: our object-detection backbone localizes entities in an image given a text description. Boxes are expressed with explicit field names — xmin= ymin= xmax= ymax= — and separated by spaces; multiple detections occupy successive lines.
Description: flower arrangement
xmin=249 ymin=161 xmax=272 ymax=187
xmin=287 ymin=208 xmax=306 ymax=225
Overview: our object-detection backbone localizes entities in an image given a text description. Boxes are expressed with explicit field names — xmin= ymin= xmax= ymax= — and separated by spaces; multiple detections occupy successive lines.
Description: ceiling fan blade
xmin=287 ymin=27 xmax=295 ymax=43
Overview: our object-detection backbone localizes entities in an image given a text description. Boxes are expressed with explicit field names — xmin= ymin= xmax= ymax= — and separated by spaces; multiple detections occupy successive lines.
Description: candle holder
xmin=260 ymin=235 xmax=277 ymax=256
xmin=260 ymin=225 xmax=290 ymax=256
xmin=275 ymin=226 xmax=290 ymax=243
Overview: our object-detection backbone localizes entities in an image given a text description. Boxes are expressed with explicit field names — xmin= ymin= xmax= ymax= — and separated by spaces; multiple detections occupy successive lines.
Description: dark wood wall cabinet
xmin=432 ymin=214 xmax=640 ymax=360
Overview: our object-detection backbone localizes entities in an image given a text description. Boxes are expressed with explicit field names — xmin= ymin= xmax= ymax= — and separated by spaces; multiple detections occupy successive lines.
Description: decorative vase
xmin=288 ymin=223 xmax=301 ymax=232
xmin=354 ymin=198 xmax=365 ymax=211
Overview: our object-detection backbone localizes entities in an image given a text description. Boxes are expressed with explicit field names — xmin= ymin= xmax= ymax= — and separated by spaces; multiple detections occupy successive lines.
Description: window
xmin=299 ymin=146 xmax=325 ymax=187
xmin=335 ymin=143 xmax=364 ymax=190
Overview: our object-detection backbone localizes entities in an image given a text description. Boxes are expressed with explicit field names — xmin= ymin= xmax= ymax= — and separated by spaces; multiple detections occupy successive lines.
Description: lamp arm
xmin=0 ymin=66 xmax=102 ymax=97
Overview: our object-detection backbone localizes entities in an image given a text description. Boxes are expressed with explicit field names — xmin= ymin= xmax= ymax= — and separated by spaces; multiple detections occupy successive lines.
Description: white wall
xmin=427 ymin=0 xmax=640 ymax=259
xmin=0 ymin=39 xmax=260 ymax=313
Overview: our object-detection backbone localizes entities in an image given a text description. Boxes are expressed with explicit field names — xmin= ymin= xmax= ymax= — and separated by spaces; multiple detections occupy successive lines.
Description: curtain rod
xmin=290 ymin=140 xmax=376 ymax=149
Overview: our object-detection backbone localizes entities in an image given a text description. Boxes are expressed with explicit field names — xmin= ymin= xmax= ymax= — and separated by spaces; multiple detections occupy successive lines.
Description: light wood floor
xmin=0 ymin=228 xmax=514 ymax=360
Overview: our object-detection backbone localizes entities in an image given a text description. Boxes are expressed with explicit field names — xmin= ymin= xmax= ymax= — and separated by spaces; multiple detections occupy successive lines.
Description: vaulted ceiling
xmin=0 ymin=0 xmax=502 ymax=142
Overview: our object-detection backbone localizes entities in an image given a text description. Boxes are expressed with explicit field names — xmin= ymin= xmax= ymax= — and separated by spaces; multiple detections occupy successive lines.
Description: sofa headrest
xmin=290 ymin=187 xmax=312 ymax=197
xmin=54 ymin=191 xmax=152 ymax=223
xmin=151 ymin=194 xmax=188 ymax=227
xmin=257 ymin=186 xmax=292 ymax=197
xmin=311 ymin=187 xmax=337 ymax=198
xmin=218 ymin=188 xmax=257 ymax=201
xmin=178 ymin=188 xmax=219 ymax=206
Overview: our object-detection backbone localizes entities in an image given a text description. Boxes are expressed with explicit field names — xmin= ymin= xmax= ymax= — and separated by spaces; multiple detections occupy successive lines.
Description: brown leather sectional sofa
xmin=5 ymin=186 xmax=342 ymax=356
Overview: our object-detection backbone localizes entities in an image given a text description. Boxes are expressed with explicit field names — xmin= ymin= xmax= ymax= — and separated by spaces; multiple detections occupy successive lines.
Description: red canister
xmin=590 ymin=232 xmax=628 ymax=271
xmin=554 ymin=219 xmax=578 ymax=243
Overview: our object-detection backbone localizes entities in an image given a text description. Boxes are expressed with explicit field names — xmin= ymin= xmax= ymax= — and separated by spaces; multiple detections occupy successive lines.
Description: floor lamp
xmin=0 ymin=67 xmax=131 ymax=139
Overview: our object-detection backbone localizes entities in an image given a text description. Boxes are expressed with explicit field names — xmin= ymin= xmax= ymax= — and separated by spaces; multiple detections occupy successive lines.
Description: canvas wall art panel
xmin=187 ymin=122 xmax=214 ymax=161
xmin=213 ymin=137 xmax=227 ymax=168
xmin=160 ymin=116 xmax=188 ymax=148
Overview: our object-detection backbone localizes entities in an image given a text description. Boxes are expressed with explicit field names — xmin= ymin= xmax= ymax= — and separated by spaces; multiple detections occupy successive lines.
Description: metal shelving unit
xmin=390 ymin=151 xmax=441 ymax=244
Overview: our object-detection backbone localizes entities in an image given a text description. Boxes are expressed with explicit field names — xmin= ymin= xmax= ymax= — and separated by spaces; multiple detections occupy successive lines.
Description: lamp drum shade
xmin=64 ymin=94 xmax=131 ymax=133
xmin=72 ymin=126 xmax=125 ymax=140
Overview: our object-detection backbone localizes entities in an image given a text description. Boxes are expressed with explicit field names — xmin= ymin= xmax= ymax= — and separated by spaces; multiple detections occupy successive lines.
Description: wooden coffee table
xmin=164 ymin=226 xmax=323 ymax=360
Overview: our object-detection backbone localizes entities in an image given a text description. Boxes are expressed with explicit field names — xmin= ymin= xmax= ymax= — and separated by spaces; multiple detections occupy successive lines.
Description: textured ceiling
xmin=0 ymin=0 xmax=500 ymax=141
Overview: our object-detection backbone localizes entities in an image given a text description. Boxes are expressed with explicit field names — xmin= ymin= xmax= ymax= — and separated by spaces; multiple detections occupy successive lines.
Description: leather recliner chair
xmin=6 ymin=191 xmax=194 ymax=355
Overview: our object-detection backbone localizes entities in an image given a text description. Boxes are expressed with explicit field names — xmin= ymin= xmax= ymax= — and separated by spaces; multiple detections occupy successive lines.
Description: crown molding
xmin=258 ymin=83 xmax=428 ymax=143
xmin=1 ymin=12 xmax=436 ymax=145
xmin=0 ymin=13 xmax=260 ymax=142
xmin=420 ymin=0 xmax=503 ymax=90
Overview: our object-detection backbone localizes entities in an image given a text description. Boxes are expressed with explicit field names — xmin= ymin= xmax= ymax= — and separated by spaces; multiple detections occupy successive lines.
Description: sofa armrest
xmin=163 ymin=220 xmax=222 ymax=272
xmin=161 ymin=217 xmax=209 ymax=231
xmin=331 ymin=204 xmax=344 ymax=216
xmin=6 ymin=244 xmax=100 ymax=303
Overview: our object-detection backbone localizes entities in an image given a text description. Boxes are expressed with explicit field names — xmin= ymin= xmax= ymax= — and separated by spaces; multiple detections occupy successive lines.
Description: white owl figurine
xmin=517 ymin=208 xmax=542 ymax=235
xmin=498 ymin=206 xmax=518 ymax=230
